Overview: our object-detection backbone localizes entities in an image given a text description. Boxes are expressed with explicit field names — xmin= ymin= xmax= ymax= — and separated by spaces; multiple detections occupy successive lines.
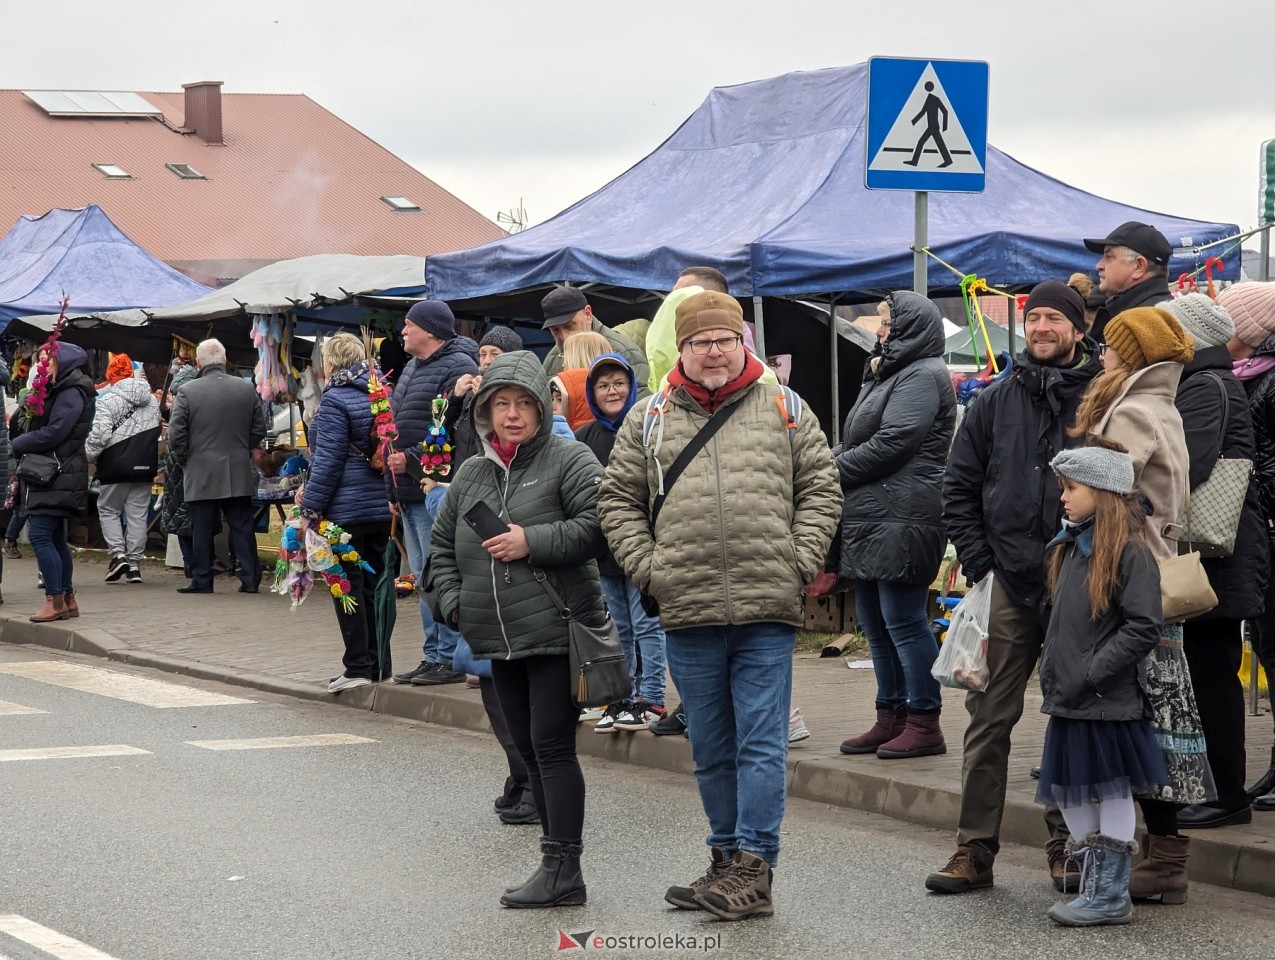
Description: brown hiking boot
xmin=877 ymin=711 xmax=946 ymax=759
xmin=1048 ymin=842 xmax=1081 ymax=893
xmin=664 ymin=846 xmax=732 ymax=909
xmin=840 ymin=706 xmax=907 ymax=755
xmin=694 ymin=850 xmax=773 ymax=921
xmin=925 ymin=845 xmax=994 ymax=893
xmin=1129 ymin=834 xmax=1189 ymax=904
xmin=29 ymin=594 xmax=68 ymax=623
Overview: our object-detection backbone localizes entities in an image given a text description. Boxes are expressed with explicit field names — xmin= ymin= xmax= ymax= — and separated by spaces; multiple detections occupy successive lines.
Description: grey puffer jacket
xmin=1039 ymin=522 xmax=1161 ymax=721
xmin=429 ymin=350 xmax=606 ymax=660
xmin=837 ymin=292 xmax=956 ymax=585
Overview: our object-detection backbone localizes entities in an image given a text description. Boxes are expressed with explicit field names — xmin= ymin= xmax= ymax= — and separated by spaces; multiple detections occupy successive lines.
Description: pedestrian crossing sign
xmin=866 ymin=57 xmax=989 ymax=193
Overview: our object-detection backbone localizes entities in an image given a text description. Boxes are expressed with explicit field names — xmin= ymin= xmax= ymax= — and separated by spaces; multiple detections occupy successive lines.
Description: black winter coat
xmin=12 ymin=343 xmax=96 ymax=518
xmin=1091 ymin=276 xmax=1172 ymax=343
xmin=1238 ymin=333 xmax=1275 ymax=528
xmin=388 ymin=336 xmax=479 ymax=504
xmin=943 ymin=341 xmax=1102 ymax=609
xmin=1040 ymin=524 xmax=1161 ymax=721
xmin=1175 ymin=345 xmax=1269 ymax=621
xmin=836 ymin=292 xmax=955 ymax=585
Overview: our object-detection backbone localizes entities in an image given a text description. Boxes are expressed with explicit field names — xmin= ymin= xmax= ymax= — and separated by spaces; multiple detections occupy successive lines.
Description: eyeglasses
xmin=594 ymin=380 xmax=629 ymax=394
xmin=686 ymin=335 xmax=742 ymax=356
xmin=1098 ymin=343 xmax=1108 ymax=356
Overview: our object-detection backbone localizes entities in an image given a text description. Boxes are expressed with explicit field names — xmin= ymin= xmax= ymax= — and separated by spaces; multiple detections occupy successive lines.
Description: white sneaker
xmin=788 ymin=707 xmax=811 ymax=744
xmin=328 ymin=675 xmax=372 ymax=694
xmin=615 ymin=705 xmax=659 ymax=732
xmin=579 ymin=705 xmax=606 ymax=723
xmin=594 ymin=704 xmax=622 ymax=733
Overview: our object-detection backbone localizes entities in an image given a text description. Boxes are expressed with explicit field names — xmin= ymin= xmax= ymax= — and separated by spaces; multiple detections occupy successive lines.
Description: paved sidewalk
xmin=2 ymin=551 xmax=1274 ymax=898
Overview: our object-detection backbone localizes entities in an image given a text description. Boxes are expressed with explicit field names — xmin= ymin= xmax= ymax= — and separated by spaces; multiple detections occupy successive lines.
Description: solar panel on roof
xmin=23 ymin=90 xmax=163 ymax=117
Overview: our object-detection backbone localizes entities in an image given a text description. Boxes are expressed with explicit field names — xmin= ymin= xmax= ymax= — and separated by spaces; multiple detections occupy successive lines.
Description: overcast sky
xmin=6 ymin=1 xmax=1274 ymax=246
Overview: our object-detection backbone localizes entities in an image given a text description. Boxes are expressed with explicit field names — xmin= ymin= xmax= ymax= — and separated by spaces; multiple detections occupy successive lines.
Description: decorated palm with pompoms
xmin=417 ymin=395 xmax=453 ymax=482
xmin=273 ymin=508 xmax=375 ymax=613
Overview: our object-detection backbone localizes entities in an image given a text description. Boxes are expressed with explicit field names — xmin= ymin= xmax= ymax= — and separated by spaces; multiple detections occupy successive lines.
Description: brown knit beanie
xmin=1218 ymin=282 xmax=1275 ymax=348
xmin=675 ymin=291 xmax=745 ymax=348
xmin=1103 ymin=307 xmax=1195 ymax=369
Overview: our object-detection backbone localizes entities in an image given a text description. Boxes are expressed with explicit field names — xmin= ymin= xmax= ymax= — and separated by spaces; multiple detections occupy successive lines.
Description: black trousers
xmin=480 ymin=676 xmax=531 ymax=805
xmin=332 ymin=522 xmax=391 ymax=681
xmin=1252 ymin=543 xmax=1275 ymax=743
xmin=490 ymin=654 xmax=584 ymax=843
xmin=1183 ymin=617 xmax=1247 ymax=807
xmin=189 ymin=497 xmax=259 ymax=591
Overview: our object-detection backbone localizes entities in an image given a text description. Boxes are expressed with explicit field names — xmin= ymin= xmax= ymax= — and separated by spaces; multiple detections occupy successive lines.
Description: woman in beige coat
xmin=1069 ymin=306 xmax=1212 ymax=904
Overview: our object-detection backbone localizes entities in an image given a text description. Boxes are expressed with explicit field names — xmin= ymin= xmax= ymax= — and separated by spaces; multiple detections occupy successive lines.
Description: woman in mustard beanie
xmin=1070 ymin=304 xmax=1214 ymax=905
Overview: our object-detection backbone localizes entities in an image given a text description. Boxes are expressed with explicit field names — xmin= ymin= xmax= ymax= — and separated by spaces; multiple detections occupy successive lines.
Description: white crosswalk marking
xmin=187 ymin=734 xmax=376 ymax=751
xmin=0 ymin=914 xmax=122 ymax=959
xmin=0 ymin=745 xmax=150 ymax=763
xmin=0 ymin=661 xmax=252 ymax=708
xmin=0 ymin=699 xmax=46 ymax=716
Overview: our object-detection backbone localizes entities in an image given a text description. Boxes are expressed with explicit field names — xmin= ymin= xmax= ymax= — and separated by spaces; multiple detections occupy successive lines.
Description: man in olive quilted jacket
xmin=599 ymin=291 xmax=840 ymax=921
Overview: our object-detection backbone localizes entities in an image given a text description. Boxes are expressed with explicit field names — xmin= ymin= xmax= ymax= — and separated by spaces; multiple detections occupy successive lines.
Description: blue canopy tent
xmin=426 ymin=64 xmax=1240 ymax=305
xmin=0 ymin=205 xmax=211 ymax=331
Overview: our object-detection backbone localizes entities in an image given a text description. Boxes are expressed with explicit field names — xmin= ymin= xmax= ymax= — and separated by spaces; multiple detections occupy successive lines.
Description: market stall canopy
xmin=0 ymin=204 xmax=211 ymax=328
xmin=425 ymin=64 xmax=1240 ymax=303
xmin=6 ymin=253 xmax=427 ymax=360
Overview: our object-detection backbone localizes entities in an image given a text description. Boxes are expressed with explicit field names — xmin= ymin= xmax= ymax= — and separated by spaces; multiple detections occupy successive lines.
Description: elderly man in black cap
xmin=1083 ymin=221 xmax=1174 ymax=342
xmin=539 ymin=286 xmax=650 ymax=389
xmin=928 ymin=280 xmax=1100 ymax=896
xmin=387 ymin=300 xmax=480 ymax=686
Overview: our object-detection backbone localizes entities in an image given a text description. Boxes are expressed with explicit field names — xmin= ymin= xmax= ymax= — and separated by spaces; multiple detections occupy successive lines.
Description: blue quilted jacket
xmin=300 ymin=363 xmax=392 ymax=527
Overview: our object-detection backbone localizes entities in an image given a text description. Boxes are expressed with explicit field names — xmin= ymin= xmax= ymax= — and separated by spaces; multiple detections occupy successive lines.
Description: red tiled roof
xmin=0 ymin=88 xmax=505 ymax=275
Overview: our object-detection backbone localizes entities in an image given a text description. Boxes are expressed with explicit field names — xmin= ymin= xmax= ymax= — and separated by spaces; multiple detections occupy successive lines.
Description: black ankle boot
xmin=1247 ymin=746 xmax=1275 ymax=801
xmin=500 ymin=839 xmax=586 ymax=908
xmin=504 ymin=836 xmax=549 ymax=893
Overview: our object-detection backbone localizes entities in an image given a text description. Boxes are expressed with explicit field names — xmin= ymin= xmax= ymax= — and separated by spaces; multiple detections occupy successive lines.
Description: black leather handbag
xmin=16 ymin=452 xmax=61 ymax=488
xmin=534 ymin=569 xmax=630 ymax=708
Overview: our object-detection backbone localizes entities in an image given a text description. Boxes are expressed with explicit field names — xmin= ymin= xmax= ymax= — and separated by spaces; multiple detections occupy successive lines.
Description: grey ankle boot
xmin=1046 ymin=833 xmax=1136 ymax=927
xmin=500 ymin=839 xmax=587 ymax=908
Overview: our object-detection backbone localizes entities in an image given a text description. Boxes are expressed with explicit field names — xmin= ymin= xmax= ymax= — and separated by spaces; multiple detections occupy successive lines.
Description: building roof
xmin=0 ymin=86 xmax=505 ymax=279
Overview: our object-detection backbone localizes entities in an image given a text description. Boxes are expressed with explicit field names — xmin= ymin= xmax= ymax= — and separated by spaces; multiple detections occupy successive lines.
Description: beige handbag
xmin=1157 ymin=550 xmax=1218 ymax=623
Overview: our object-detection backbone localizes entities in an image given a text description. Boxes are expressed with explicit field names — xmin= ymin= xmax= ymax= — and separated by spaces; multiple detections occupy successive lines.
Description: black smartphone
xmin=463 ymin=501 xmax=510 ymax=541
xmin=403 ymin=451 xmax=426 ymax=484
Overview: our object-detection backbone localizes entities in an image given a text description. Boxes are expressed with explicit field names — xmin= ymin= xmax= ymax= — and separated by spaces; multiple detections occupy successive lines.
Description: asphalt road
xmin=0 ymin=644 xmax=1270 ymax=960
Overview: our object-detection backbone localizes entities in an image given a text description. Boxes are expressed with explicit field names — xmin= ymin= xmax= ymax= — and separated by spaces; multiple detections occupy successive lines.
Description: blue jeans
xmin=664 ymin=622 xmax=794 ymax=866
xmin=855 ymin=580 xmax=943 ymax=713
xmin=600 ymin=575 xmax=667 ymax=706
xmin=400 ymin=488 xmax=460 ymax=664
xmin=28 ymin=515 xmax=73 ymax=596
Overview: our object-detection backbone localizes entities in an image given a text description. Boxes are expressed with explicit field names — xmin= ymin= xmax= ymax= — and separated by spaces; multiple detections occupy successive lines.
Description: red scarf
xmin=668 ymin=351 xmax=766 ymax=413
xmin=490 ymin=436 xmax=520 ymax=466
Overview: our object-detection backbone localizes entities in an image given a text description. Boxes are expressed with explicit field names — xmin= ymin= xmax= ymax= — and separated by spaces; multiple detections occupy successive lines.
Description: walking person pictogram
xmin=904 ymin=82 xmax=953 ymax=168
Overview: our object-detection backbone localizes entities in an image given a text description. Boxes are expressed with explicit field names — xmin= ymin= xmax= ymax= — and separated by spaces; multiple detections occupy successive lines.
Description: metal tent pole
xmin=1007 ymin=293 xmax=1016 ymax=359
xmin=752 ymin=296 xmax=766 ymax=358
xmin=828 ymin=296 xmax=840 ymax=435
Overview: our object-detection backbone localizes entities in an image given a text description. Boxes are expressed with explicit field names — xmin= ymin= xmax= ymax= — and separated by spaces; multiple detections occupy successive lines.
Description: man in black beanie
xmin=928 ymin=279 xmax=1099 ymax=895
xmin=388 ymin=300 xmax=479 ymax=686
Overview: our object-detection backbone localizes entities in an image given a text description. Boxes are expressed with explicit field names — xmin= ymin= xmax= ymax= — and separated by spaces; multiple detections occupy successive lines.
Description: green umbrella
xmin=372 ymin=519 xmax=406 ymax=680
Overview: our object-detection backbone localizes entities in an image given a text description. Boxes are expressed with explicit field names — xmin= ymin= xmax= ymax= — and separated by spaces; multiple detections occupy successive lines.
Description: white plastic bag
xmin=932 ymin=574 xmax=993 ymax=692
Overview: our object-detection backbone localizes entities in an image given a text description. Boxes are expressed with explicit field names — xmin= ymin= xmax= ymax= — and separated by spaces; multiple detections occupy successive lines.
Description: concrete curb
xmin=2 ymin=614 xmax=1269 ymax=897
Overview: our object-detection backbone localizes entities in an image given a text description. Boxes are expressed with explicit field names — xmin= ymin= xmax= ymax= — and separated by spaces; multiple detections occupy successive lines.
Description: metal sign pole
xmin=1262 ymin=225 xmax=1270 ymax=283
xmin=752 ymin=295 xmax=767 ymax=358
xmin=914 ymin=191 xmax=928 ymax=295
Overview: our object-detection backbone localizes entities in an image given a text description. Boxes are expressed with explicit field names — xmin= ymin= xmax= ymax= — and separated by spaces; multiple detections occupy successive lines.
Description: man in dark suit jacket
xmin=169 ymin=338 xmax=267 ymax=594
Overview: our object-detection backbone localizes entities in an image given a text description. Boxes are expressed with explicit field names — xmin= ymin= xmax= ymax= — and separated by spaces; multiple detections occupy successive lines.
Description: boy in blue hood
xmin=575 ymin=354 xmax=667 ymax=731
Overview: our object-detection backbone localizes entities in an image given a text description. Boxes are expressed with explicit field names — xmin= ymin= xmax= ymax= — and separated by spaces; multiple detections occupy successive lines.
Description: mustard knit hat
xmin=1103 ymin=307 xmax=1194 ymax=369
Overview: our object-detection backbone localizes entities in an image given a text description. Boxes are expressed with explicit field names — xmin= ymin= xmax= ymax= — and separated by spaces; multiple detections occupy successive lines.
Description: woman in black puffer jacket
xmin=12 ymin=342 xmax=95 ymax=623
xmin=836 ymin=292 xmax=956 ymax=761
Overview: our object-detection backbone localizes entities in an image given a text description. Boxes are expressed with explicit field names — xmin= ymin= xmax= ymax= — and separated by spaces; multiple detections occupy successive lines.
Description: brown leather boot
xmin=30 ymin=594 xmax=68 ymax=623
xmin=877 ymin=710 xmax=946 ymax=759
xmin=1129 ymin=834 xmax=1189 ymax=904
xmin=62 ymin=591 xmax=79 ymax=619
xmin=840 ymin=706 xmax=907 ymax=755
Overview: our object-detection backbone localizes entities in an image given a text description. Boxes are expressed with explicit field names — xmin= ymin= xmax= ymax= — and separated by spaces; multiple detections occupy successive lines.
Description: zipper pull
xmin=504 ymin=564 xmax=512 ymax=585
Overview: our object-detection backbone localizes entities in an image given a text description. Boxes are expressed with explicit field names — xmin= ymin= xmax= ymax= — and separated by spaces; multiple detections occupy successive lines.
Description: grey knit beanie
xmin=479 ymin=325 xmax=524 ymax=354
xmin=1157 ymin=294 xmax=1235 ymax=348
xmin=1050 ymin=446 xmax=1135 ymax=495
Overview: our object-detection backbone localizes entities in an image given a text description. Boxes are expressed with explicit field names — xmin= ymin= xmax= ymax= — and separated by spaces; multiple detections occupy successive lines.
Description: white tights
xmin=1058 ymin=795 xmax=1137 ymax=843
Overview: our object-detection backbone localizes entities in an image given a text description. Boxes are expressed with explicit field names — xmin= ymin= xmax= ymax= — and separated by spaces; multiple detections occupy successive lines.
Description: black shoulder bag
xmin=640 ymin=398 xmax=746 ymax=616
xmin=534 ymin=569 xmax=631 ymax=708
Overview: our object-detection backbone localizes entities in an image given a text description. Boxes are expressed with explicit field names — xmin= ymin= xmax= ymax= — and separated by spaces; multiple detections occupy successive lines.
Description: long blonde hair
xmin=1068 ymin=361 xmax=1131 ymax=438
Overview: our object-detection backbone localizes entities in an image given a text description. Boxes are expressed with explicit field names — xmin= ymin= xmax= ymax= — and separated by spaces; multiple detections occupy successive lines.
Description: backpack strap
xmin=775 ymin=385 xmax=802 ymax=442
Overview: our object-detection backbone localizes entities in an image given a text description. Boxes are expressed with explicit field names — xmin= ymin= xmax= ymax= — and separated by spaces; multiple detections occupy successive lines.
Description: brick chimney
xmin=182 ymin=80 xmax=224 ymax=144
